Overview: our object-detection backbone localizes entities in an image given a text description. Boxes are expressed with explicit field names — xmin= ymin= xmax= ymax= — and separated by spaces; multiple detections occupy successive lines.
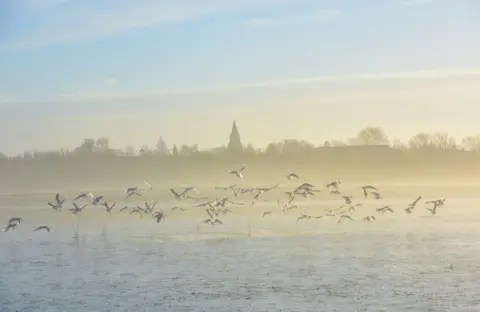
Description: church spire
xmin=227 ymin=120 xmax=243 ymax=153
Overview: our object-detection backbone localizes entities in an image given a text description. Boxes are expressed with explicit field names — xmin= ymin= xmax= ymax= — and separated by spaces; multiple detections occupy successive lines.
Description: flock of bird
xmin=2 ymin=164 xmax=447 ymax=235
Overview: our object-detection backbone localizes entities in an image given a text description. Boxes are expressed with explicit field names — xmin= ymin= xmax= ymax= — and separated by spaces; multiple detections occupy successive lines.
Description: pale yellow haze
xmin=5 ymin=68 xmax=480 ymax=153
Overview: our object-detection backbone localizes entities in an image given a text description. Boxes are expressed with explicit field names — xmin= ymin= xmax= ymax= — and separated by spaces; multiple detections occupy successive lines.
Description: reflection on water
xmin=1 ymin=198 xmax=480 ymax=311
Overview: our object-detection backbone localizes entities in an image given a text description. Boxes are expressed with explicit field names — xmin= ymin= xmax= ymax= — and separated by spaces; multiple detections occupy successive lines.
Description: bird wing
xmin=206 ymin=208 xmax=214 ymax=219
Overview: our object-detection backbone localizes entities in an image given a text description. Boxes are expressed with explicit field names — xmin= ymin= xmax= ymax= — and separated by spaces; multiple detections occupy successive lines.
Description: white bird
xmin=74 ymin=193 xmax=91 ymax=201
xmin=2 ymin=222 xmax=18 ymax=232
xmin=296 ymin=213 xmax=312 ymax=223
xmin=405 ymin=196 xmax=422 ymax=214
xmin=277 ymin=200 xmax=297 ymax=213
xmin=377 ymin=205 xmax=393 ymax=215
xmin=91 ymin=195 xmax=104 ymax=206
xmin=325 ymin=181 xmax=341 ymax=191
xmin=47 ymin=193 xmax=64 ymax=212
xmin=102 ymin=201 xmax=116 ymax=214
xmin=362 ymin=216 xmax=376 ymax=222
xmin=361 ymin=185 xmax=378 ymax=198
xmin=170 ymin=187 xmax=197 ymax=200
xmin=342 ymin=195 xmax=353 ymax=205
xmin=347 ymin=203 xmax=363 ymax=212
xmin=70 ymin=202 xmax=87 ymax=214
xmin=170 ymin=206 xmax=187 ymax=212
xmin=228 ymin=164 xmax=246 ymax=179
xmin=337 ymin=215 xmax=354 ymax=223
xmin=125 ymin=186 xmax=138 ymax=193
xmin=426 ymin=200 xmax=442 ymax=215
xmin=152 ymin=211 xmax=166 ymax=223
xmin=144 ymin=181 xmax=159 ymax=190
xmin=33 ymin=225 xmax=51 ymax=232
xmin=7 ymin=217 xmax=23 ymax=225
xmin=125 ymin=191 xmax=141 ymax=199
xmin=203 ymin=208 xmax=223 ymax=225
xmin=286 ymin=173 xmax=299 ymax=179
xmin=371 ymin=191 xmax=382 ymax=200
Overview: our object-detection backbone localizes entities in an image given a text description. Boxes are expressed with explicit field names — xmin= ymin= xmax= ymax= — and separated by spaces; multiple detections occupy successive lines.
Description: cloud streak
xmin=247 ymin=9 xmax=342 ymax=27
xmin=1 ymin=0 xmax=300 ymax=51
xmin=2 ymin=67 xmax=479 ymax=105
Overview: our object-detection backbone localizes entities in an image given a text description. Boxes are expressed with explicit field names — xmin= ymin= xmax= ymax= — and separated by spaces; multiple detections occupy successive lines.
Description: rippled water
xmin=2 ymin=197 xmax=480 ymax=311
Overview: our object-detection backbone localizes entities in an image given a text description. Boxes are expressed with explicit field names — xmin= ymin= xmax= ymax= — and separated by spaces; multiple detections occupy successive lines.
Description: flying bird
xmin=228 ymin=164 xmax=247 ymax=179
xmin=33 ymin=225 xmax=51 ymax=232
xmin=125 ymin=186 xmax=138 ymax=194
xmin=361 ymin=185 xmax=378 ymax=198
xmin=262 ymin=211 xmax=272 ymax=218
xmin=2 ymin=222 xmax=19 ymax=232
xmin=287 ymin=173 xmax=300 ymax=179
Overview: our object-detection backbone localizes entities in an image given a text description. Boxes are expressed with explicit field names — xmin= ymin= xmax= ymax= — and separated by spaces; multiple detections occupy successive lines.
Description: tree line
xmin=1 ymin=126 xmax=479 ymax=162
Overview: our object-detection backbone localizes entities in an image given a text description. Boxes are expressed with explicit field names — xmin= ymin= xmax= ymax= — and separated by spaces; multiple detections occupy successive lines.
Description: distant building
xmin=227 ymin=120 xmax=243 ymax=153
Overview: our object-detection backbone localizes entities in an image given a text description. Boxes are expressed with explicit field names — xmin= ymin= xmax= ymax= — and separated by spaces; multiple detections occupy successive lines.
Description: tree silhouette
xmin=281 ymin=139 xmax=314 ymax=155
xmin=227 ymin=120 xmax=243 ymax=153
xmin=74 ymin=139 xmax=95 ymax=154
xmin=408 ymin=132 xmax=432 ymax=149
xmin=155 ymin=136 xmax=170 ymax=156
xmin=429 ymin=133 xmax=456 ymax=150
xmin=355 ymin=126 xmax=389 ymax=146
xmin=408 ymin=132 xmax=456 ymax=150
xmin=265 ymin=142 xmax=282 ymax=155
xmin=461 ymin=135 xmax=480 ymax=152
xmin=172 ymin=144 xmax=179 ymax=157
xmin=179 ymin=144 xmax=199 ymax=156
xmin=95 ymin=138 xmax=109 ymax=152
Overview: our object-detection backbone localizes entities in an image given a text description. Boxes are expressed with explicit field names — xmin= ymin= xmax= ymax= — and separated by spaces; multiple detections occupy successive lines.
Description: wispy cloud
xmin=247 ymin=9 xmax=342 ymax=27
xmin=2 ymin=67 xmax=479 ymax=105
xmin=1 ymin=0 xmax=299 ymax=51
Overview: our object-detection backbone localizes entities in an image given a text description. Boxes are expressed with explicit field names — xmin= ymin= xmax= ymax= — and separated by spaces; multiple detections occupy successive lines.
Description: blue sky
xmin=0 ymin=0 xmax=479 ymax=154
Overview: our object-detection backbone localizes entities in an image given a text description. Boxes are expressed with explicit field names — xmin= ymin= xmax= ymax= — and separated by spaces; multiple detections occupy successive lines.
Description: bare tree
xmin=179 ymin=145 xmax=199 ymax=156
xmin=461 ymin=135 xmax=480 ymax=152
xmin=408 ymin=132 xmax=432 ymax=149
xmin=265 ymin=142 xmax=282 ymax=155
xmin=430 ymin=133 xmax=456 ymax=150
xmin=281 ymin=139 xmax=314 ymax=154
xmin=355 ymin=126 xmax=389 ymax=146
xmin=155 ymin=136 xmax=170 ymax=156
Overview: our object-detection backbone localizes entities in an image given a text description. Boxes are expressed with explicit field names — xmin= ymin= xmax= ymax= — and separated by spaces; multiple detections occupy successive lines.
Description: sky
xmin=0 ymin=0 xmax=479 ymax=155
